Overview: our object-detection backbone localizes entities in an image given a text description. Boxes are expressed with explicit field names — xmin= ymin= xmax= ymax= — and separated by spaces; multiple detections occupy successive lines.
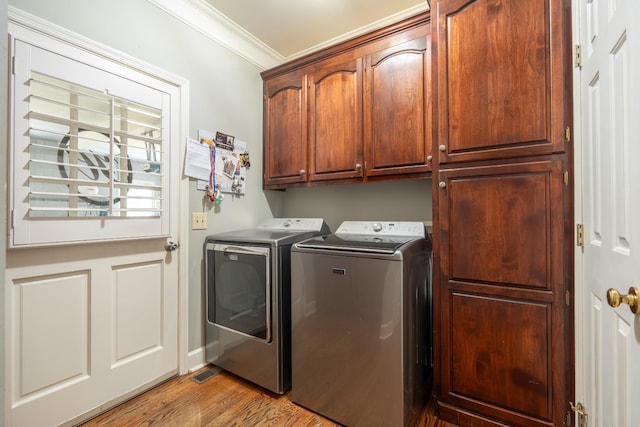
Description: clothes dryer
xmin=204 ymin=218 xmax=329 ymax=393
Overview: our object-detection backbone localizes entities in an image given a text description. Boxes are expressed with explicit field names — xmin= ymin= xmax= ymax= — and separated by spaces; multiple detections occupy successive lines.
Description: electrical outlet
xmin=192 ymin=213 xmax=208 ymax=230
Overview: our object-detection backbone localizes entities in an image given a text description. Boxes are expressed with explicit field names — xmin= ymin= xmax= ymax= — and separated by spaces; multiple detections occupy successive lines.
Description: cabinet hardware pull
xmin=299 ymin=169 xmax=306 ymax=175
xmin=427 ymin=155 xmax=433 ymax=161
xmin=439 ymin=181 xmax=446 ymax=189
xmin=438 ymin=144 xmax=446 ymax=152
xmin=355 ymin=163 xmax=362 ymax=170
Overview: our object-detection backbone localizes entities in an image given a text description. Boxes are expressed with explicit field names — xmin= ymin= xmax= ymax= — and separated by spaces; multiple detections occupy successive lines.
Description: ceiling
xmin=202 ymin=0 xmax=430 ymax=59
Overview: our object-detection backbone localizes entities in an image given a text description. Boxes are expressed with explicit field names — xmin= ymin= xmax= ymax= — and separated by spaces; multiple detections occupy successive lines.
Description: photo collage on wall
xmin=198 ymin=129 xmax=250 ymax=197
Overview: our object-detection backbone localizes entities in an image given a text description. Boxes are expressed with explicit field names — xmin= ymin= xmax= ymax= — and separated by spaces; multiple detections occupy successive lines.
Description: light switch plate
xmin=192 ymin=213 xmax=208 ymax=230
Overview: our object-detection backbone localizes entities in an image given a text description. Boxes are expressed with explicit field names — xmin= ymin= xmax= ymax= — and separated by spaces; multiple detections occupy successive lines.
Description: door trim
xmin=571 ymin=0 xmax=585 ymax=412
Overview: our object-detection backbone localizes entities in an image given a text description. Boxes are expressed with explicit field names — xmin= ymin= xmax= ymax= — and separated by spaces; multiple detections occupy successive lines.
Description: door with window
xmin=576 ymin=0 xmax=640 ymax=425
xmin=6 ymin=23 xmax=182 ymax=426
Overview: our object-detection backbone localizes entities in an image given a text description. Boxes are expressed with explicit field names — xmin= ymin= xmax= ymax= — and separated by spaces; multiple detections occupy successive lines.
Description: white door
xmin=5 ymin=25 xmax=182 ymax=427
xmin=576 ymin=0 xmax=640 ymax=425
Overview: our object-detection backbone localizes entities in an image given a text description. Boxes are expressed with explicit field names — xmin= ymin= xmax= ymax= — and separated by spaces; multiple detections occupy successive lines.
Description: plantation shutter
xmin=11 ymin=39 xmax=171 ymax=247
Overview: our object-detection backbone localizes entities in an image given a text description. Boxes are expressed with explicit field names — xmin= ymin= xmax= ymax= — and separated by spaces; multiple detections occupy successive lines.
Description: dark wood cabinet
xmin=435 ymin=159 xmax=568 ymax=426
xmin=431 ymin=0 xmax=574 ymax=426
xmin=434 ymin=0 xmax=568 ymax=164
xmin=263 ymin=71 xmax=308 ymax=187
xmin=365 ymin=36 xmax=432 ymax=177
xmin=261 ymin=13 xmax=432 ymax=189
xmin=308 ymin=56 xmax=363 ymax=182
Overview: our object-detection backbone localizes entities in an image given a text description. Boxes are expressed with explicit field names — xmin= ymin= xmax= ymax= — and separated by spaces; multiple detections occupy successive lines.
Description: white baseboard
xmin=187 ymin=346 xmax=207 ymax=373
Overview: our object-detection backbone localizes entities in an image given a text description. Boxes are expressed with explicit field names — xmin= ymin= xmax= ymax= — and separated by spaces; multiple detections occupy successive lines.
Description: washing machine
xmin=290 ymin=221 xmax=432 ymax=426
xmin=204 ymin=218 xmax=329 ymax=394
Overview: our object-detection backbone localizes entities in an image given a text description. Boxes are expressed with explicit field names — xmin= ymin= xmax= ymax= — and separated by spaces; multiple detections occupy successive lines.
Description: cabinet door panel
xmin=263 ymin=73 xmax=307 ymax=188
xmin=439 ymin=160 xmax=564 ymax=289
xmin=450 ymin=293 xmax=551 ymax=420
xmin=309 ymin=57 xmax=363 ymax=181
xmin=435 ymin=0 xmax=567 ymax=163
xmin=365 ymin=36 xmax=432 ymax=176
xmin=445 ymin=168 xmax=558 ymax=288
xmin=435 ymin=159 xmax=567 ymax=426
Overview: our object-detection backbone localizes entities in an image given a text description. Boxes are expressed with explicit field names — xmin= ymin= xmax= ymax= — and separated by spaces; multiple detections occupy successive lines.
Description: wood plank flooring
xmin=80 ymin=366 xmax=457 ymax=426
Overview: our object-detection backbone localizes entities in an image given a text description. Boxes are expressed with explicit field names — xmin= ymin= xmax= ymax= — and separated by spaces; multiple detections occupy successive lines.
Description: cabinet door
xmin=364 ymin=36 xmax=432 ymax=177
xmin=435 ymin=159 xmax=570 ymax=427
xmin=434 ymin=0 xmax=568 ymax=163
xmin=263 ymin=72 xmax=308 ymax=188
xmin=308 ymin=57 xmax=363 ymax=182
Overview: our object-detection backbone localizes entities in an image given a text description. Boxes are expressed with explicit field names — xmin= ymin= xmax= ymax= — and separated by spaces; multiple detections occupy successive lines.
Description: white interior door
xmin=5 ymin=24 xmax=182 ymax=427
xmin=576 ymin=0 xmax=640 ymax=425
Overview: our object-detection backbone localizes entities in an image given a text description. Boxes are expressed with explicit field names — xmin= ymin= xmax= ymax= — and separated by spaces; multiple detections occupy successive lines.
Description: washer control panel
xmin=336 ymin=221 xmax=425 ymax=238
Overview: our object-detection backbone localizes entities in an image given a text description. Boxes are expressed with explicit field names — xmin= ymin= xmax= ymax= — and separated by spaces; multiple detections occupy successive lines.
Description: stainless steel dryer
xmin=204 ymin=218 xmax=329 ymax=394
xmin=290 ymin=221 xmax=432 ymax=426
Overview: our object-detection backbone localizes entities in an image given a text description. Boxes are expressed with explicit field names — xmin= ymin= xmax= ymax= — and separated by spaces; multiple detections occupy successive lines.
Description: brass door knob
xmin=606 ymin=287 xmax=640 ymax=314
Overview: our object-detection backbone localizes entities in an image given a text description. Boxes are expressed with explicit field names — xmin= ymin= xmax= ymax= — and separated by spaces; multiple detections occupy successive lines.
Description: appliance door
xmin=208 ymin=243 xmax=271 ymax=342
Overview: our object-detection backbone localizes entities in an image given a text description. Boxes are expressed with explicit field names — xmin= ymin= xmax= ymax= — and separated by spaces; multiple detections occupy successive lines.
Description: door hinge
xmin=565 ymin=290 xmax=571 ymax=307
xmin=564 ymin=170 xmax=569 ymax=186
xmin=577 ymin=223 xmax=584 ymax=247
xmin=570 ymin=401 xmax=588 ymax=427
xmin=565 ymin=126 xmax=571 ymax=142
xmin=575 ymin=45 xmax=582 ymax=68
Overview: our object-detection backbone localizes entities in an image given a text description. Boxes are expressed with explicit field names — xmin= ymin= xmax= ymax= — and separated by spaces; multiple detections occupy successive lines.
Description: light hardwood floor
xmin=80 ymin=366 xmax=457 ymax=426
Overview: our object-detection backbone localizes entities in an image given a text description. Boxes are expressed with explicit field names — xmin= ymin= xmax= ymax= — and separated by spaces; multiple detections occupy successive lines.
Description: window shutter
xmin=11 ymin=39 xmax=171 ymax=247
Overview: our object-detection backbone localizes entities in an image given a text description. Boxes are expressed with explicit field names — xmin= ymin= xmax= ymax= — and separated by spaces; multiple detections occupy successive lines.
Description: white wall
xmin=282 ymin=179 xmax=432 ymax=233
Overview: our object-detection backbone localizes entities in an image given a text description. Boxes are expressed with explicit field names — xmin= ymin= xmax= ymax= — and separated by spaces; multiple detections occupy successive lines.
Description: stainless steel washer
xmin=290 ymin=221 xmax=432 ymax=426
xmin=204 ymin=218 xmax=329 ymax=394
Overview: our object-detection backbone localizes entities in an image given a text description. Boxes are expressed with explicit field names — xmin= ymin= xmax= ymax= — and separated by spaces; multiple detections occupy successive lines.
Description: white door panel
xmin=577 ymin=0 xmax=640 ymax=425
xmin=7 ymin=241 xmax=179 ymax=426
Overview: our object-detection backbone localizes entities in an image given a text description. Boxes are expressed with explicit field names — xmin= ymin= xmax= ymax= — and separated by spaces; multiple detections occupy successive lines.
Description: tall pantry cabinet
xmin=431 ymin=1 xmax=574 ymax=427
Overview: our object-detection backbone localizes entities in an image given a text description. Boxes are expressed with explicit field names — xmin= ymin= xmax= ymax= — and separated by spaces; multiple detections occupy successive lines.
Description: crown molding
xmin=149 ymin=0 xmax=430 ymax=70
xmin=287 ymin=3 xmax=429 ymax=61
xmin=147 ymin=0 xmax=284 ymax=70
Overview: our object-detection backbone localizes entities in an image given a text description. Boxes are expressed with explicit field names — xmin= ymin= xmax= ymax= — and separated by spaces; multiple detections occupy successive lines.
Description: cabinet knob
xmin=427 ymin=155 xmax=433 ymax=162
xmin=439 ymin=144 xmax=446 ymax=152
xmin=299 ymin=169 xmax=306 ymax=176
xmin=355 ymin=163 xmax=362 ymax=170
xmin=439 ymin=181 xmax=446 ymax=189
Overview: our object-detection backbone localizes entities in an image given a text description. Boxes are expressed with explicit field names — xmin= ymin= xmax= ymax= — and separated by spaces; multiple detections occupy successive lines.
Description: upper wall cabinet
xmin=365 ymin=36 xmax=432 ymax=177
xmin=434 ymin=0 xmax=568 ymax=164
xmin=263 ymin=70 xmax=308 ymax=187
xmin=261 ymin=12 xmax=431 ymax=190
xmin=308 ymin=56 xmax=364 ymax=182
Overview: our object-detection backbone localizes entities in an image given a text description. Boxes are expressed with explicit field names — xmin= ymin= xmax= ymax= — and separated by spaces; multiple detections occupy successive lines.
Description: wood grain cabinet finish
xmin=437 ymin=159 xmax=566 ymax=420
xmin=261 ymin=13 xmax=432 ymax=189
xmin=308 ymin=57 xmax=364 ymax=182
xmin=435 ymin=159 xmax=570 ymax=427
xmin=263 ymin=71 xmax=308 ymax=187
xmin=434 ymin=0 xmax=568 ymax=164
xmin=431 ymin=0 xmax=573 ymax=426
xmin=365 ymin=36 xmax=432 ymax=177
